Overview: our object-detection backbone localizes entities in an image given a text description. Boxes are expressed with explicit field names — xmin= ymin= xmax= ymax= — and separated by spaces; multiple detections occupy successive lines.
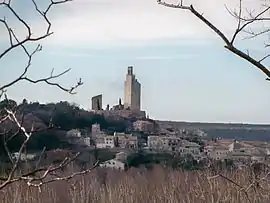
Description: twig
xmin=158 ymin=0 xmax=270 ymax=81
xmin=207 ymin=173 xmax=252 ymax=203
xmin=0 ymin=0 xmax=81 ymax=94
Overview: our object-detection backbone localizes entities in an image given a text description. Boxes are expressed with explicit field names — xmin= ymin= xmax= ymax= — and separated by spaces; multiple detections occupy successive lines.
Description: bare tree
xmin=0 ymin=0 xmax=83 ymax=94
xmin=0 ymin=0 xmax=98 ymax=190
xmin=158 ymin=0 xmax=270 ymax=80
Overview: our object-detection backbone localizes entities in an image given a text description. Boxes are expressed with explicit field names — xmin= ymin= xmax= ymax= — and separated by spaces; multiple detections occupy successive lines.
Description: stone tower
xmin=91 ymin=94 xmax=102 ymax=111
xmin=124 ymin=66 xmax=141 ymax=111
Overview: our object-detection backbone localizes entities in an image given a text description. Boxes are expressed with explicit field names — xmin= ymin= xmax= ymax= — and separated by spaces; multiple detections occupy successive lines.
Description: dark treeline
xmin=0 ymin=99 xmax=131 ymax=154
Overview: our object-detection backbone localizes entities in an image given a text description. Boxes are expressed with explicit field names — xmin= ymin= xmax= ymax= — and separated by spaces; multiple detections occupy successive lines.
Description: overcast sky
xmin=1 ymin=0 xmax=270 ymax=124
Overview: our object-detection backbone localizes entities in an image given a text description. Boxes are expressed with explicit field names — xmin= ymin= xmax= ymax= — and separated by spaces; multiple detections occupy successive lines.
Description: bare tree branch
xmin=0 ymin=0 xmax=71 ymax=59
xmin=0 ymin=0 xmax=82 ymax=94
xmin=208 ymin=172 xmax=252 ymax=203
xmin=0 ymin=18 xmax=13 ymax=46
xmin=0 ymin=146 xmax=99 ymax=190
xmin=26 ymin=160 xmax=99 ymax=189
xmin=229 ymin=0 xmax=243 ymax=44
xmin=259 ymin=54 xmax=270 ymax=62
xmin=0 ymin=0 xmax=89 ymax=191
xmin=158 ymin=0 xmax=270 ymax=80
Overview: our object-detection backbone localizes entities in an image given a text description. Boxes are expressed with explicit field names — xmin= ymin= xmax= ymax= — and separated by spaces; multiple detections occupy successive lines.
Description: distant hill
xmin=157 ymin=120 xmax=270 ymax=130
xmin=157 ymin=120 xmax=270 ymax=141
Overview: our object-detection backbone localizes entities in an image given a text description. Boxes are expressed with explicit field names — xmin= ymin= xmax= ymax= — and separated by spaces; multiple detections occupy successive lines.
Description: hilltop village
xmin=7 ymin=67 xmax=270 ymax=170
xmin=49 ymin=68 xmax=270 ymax=169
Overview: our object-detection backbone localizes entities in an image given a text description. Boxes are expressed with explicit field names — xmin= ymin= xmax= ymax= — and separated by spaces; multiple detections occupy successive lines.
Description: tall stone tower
xmin=124 ymin=66 xmax=141 ymax=111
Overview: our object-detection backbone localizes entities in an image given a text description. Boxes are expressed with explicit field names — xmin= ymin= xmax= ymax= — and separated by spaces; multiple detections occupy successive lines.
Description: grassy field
xmin=1 ymin=165 xmax=270 ymax=203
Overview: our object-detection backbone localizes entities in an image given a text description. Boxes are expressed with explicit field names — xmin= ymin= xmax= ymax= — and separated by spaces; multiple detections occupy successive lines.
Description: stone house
xmin=204 ymin=142 xmax=230 ymax=160
xmin=66 ymin=129 xmax=81 ymax=138
xmin=66 ymin=129 xmax=90 ymax=146
xmin=96 ymin=135 xmax=115 ymax=148
xmin=99 ymin=152 xmax=127 ymax=170
xmin=99 ymin=159 xmax=126 ymax=170
xmin=83 ymin=137 xmax=91 ymax=146
xmin=114 ymin=132 xmax=138 ymax=149
xmin=228 ymin=140 xmax=265 ymax=162
xmin=95 ymin=133 xmax=138 ymax=149
xmin=205 ymin=139 xmax=268 ymax=162
xmin=91 ymin=123 xmax=101 ymax=136
xmin=177 ymin=140 xmax=201 ymax=155
xmin=147 ymin=136 xmax=200 ymax=155
xmin=228 ymin=140 xmax=256 ymax=153
xmin=147 ymin=136 xmax=175 ymax=151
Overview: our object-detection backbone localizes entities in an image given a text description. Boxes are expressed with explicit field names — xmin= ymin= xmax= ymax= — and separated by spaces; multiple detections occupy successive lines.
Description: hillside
xmin=0 ymin=99 xmax=134 ymax=154
xmin=1 ymin=98 xmax=270 ymax=154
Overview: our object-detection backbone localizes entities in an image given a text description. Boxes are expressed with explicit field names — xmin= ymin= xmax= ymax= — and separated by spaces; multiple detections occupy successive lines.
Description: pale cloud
xmin=43 ymin=0 xmax=240 ymax=47
xmin=45 ymin=50 xmax=111 ymax=58
xmin=134 ymin=54 xmax=195 ymax=60
xmin=45 ymin=49 xmax=195 ymax=60
xmin=0 ymin=0 xmax=265 ymax=47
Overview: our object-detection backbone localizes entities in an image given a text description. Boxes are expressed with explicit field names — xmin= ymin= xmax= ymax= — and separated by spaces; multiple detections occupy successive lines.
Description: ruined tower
xmin=91 ymin=94 xmax=102 ymax=111
xmin=124 ymin=66 xmax=141 ymax=111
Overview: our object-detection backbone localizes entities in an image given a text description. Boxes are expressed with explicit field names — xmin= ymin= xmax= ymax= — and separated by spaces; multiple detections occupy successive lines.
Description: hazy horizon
xmin=1 ymin=0 xmax=270 ymax=124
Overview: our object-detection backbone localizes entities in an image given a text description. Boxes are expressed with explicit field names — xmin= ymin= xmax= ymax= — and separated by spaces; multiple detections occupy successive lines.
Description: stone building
xmin=96 ymin=135 xmax=115 ymax=148
xmin=124 ymin=66 xmax=141 ymax=111
xmin=99 ymin=152 xmax=128 ymax=171
xmin=91 ymin=123 xmax=101 ymax=136
xmin=179 ymin=140 xmax=201 ymax=155
xmin=95 ymin=133 xmax=138 ymax=149
xmin=91 ymin=94 xmax=102 ymax=110
xmin=204 ymin=139 xmax=269 ymax=162
xmin=66 ymin=129 xmax=81 ymax=138
xmin=114 ymin=132 xmax=138 ymax=149
xmin=147 ymin=136 xmax=200 ymax=155
xmin=99 ymin=159 xmax=126 ymax=170
xmin=204 ymin=143 xmax=229 ymax=160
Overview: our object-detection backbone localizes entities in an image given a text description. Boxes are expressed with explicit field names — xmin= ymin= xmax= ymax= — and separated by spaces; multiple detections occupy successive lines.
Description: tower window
xmin=128 ymin=66 xmax=133 ymax=75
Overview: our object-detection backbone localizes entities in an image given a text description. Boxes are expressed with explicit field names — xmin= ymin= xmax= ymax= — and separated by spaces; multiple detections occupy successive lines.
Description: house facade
xmin=96 ymin=135 xmax=115 ymax=148
xmin=115 ymin=133 xmax=138 ymax=149
xmin=147 ymin=136 xmax=200 ymax=155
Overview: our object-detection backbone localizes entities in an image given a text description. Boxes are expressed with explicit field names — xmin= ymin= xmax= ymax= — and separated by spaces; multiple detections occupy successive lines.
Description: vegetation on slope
xmin=0 ymin=99 xmax=131 ymax=154
xmin=1 ymin=165 xmax=269 ymax=203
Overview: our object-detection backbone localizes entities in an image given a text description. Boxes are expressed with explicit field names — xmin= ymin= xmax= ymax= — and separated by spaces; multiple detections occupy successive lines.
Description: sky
xmin=0 ymin=0 xmax=270 ymax=124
